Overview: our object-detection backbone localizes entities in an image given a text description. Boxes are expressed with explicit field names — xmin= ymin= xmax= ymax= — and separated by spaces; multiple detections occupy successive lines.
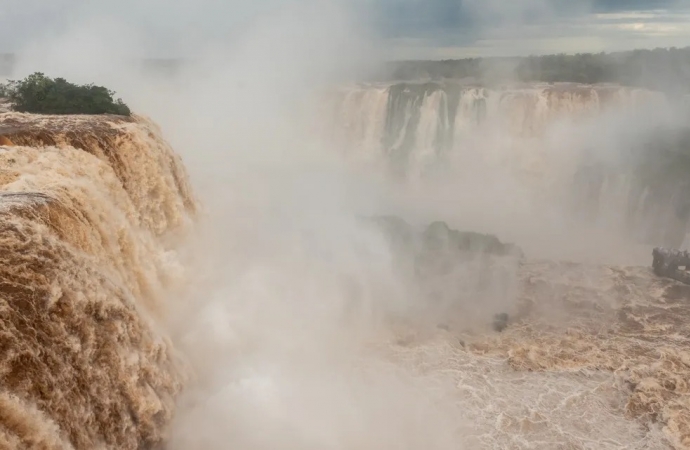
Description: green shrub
xmin=4 ymin=72 xmax=130 ymax=116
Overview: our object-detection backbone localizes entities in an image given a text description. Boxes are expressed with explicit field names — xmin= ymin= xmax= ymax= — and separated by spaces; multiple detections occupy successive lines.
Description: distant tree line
xmin=383 ymin=47 xmax=690 ymax=94
xmin=0 ymin=72 xmax=131 ymax=116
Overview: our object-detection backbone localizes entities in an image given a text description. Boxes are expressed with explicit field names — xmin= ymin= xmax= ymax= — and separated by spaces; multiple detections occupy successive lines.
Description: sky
xmin=376 ymin=0 xmax=690 ymax=58
xmin=0 ymin=0 xmax=690 ymax=59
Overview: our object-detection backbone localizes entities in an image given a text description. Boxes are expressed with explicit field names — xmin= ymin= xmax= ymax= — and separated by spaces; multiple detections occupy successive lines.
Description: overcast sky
xmin=1 ymin=0 xmax=690 ymax=59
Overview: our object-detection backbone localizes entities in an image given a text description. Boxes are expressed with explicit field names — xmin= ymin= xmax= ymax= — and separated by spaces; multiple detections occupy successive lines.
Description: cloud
xmin=0 ymin=0 xmax=295 ymax=56
xmin=378 ymin=0 xmax=690 ymax=58
xmin=1 ymin=0 xmax=690 ymax=58
xmin=592 ymin=0 xmax=681 ymax=12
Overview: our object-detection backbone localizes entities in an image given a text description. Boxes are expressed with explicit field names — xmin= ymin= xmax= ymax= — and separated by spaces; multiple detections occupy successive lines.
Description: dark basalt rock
xmin=652 ymin=247 xmax=690 ymax=285
xmin=366 ymin=215 xmax=524 ymax=259
xmin=423 ymin=220 xmax=524 ymax=258
xmin=364 ymin=215 xmax=522 ymax=333
xmin=493 ymin=313 xmax=510 ymax=332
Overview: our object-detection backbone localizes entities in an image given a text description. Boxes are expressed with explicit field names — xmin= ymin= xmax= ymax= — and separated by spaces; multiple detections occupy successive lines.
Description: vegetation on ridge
xmin=0 ymin=72 xmax=131 ymax=116
xmin=382 ymin=46 xmax=690 ymax=94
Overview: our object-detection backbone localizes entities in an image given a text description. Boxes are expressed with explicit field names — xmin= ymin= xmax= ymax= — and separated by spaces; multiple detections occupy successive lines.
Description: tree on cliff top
xmin=3 ymin=72 xmax=131 ymax=116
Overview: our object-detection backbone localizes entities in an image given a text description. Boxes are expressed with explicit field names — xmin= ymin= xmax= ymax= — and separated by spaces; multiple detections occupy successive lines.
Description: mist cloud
xmin=2 ymin=0 xmax=690 ymax=58
xmin=0 ymin=0 xmax=685 ymax=448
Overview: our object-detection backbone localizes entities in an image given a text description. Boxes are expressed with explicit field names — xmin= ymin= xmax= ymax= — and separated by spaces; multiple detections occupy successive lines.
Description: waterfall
xmin=330 ymin=81 xmax=685 ymax=248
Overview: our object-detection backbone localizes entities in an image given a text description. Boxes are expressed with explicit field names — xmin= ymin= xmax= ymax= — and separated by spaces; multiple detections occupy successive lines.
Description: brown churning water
xmin=0 ymin=112 xmax=195 ymax=449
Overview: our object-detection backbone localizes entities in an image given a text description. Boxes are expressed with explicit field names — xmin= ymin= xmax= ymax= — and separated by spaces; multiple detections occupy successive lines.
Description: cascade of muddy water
xmin=327 ymin=81 xmax=684 ymax=253
xmin=0 ymin=112 xmax=195 ymax=449
xmin=3 ymin=78 xmax=690 ymax=450
xmin=307 ymin=83 xmax=690 ymax=448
